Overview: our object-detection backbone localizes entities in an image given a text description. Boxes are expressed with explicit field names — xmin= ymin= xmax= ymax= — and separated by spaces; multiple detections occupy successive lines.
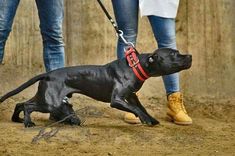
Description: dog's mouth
xmin=171 ymin=55 xmax=192 ymax=71
xmin=182 ymin=55 xmax=192 ymax=69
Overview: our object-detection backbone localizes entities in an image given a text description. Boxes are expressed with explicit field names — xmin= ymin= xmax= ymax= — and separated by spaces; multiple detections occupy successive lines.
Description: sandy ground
xmin=0 ymin=95 xmax=234 ymax=156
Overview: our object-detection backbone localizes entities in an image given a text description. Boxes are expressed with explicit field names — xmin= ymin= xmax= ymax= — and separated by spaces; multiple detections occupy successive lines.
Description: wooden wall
xmin=1 ymin=0 xmax=234 ymax=100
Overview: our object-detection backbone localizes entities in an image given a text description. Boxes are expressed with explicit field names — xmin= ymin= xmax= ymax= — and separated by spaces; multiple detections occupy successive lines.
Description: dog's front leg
xmin=126 ymin=93 xmax=159 ymax=125
xmin=110 ymin=89 xmax=159 ymax=126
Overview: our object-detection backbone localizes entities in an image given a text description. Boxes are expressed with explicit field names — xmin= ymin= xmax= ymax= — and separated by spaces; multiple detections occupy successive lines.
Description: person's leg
xmin=0 ymin=0 xmax=20 ymax=64
xmin=35 ymin=0 xmax=65 ymax=72
xmin=111 ymin=0 xmax=139 ymax=59
xmin=111 ymin=0 xmax=141 ymax=124
xmin=148 ymin=16 xmax=192 ymax=125
xmin=148 ymin=16 xmax=179 ymax=95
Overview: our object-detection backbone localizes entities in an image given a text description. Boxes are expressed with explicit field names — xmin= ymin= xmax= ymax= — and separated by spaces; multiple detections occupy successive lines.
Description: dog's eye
xmin=148 ymin=57 xmax=154 ymax=63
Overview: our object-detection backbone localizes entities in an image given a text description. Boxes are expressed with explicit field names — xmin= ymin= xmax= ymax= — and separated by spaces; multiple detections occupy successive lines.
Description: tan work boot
xmin=167 ymin=92 xmax=192 ymax=125
xmin=124 ymin=112 xmax=141 ymax=124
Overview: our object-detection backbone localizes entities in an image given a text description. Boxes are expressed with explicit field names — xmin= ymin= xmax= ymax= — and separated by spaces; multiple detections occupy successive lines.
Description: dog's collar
xmin=125 ymin=47 xmax=149 ymax=81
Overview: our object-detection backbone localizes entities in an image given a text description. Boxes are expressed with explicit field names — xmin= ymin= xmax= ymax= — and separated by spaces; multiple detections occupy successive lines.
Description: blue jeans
xmin=0 ymin=0 xmax=65 ymax=72
xmin=112 ymin=0 xmax=179 ymax=94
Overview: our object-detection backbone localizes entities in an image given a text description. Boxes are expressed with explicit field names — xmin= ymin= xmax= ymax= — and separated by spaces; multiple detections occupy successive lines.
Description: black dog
xmin=0 ymin=48 xmax=192 ymax=127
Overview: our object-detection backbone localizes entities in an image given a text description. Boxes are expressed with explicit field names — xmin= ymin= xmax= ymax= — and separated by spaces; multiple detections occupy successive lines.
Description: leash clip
xmin=117 ymin=30 xmax=135 ymax=47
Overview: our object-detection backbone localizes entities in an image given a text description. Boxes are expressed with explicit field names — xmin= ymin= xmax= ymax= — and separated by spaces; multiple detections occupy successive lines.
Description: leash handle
xmin=97 ymin=0 xmax=120 ymax=34
xmin=97 ymin=0 xmax=135 ymax=48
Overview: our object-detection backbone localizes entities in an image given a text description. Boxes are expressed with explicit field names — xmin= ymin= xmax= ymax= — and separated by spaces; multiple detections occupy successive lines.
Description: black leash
xmin=97 ymin=0 xmax=135 ymax=48
xmin=97 ymin=0 xmax=120 ymax=34
xmin=97 ymin=1 xmax=148 ymax=81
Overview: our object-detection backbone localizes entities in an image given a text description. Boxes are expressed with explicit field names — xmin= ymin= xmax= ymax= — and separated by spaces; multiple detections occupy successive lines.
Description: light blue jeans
xmin=112 ymin=0 xmax=179 ymax=95
xmin=0 ymin=0 xmax=65 ymax=72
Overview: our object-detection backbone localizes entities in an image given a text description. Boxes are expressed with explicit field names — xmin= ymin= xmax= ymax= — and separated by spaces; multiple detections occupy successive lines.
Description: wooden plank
xmin=185 ymin=0 xmax=207 ymax=97
xmin=5 ymin=0 xmax=43 ymax=74
xmin=176 ymin=0 xmax=190 ymax=95
xmin=1 ymin=0 xmax=235 ymax=99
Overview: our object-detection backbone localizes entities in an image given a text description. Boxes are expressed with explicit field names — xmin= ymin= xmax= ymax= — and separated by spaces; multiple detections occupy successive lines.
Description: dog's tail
xmin=0 ymin=73 xmax=46 ymax=103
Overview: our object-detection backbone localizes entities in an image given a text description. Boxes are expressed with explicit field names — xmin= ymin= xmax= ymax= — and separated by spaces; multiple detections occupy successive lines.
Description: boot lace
xmin=179 ymin=94 xmax=187 ymax=114
xmin=169 ymin=94 xmax=188 ymax=114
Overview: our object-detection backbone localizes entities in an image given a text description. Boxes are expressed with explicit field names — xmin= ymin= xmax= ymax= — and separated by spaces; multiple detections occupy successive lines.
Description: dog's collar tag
xmin=125 ymin=47 xmax=149 ymax=81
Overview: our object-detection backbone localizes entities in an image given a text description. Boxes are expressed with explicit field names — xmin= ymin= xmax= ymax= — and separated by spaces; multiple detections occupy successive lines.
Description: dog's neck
xmin=125 ymin=48 xmax=149 ymax=82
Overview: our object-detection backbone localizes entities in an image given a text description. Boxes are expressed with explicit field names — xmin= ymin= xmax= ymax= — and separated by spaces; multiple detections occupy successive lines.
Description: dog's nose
xmin=187 ymin=55 xmax=192 ymax=64
xmin=186 ymin=55 xmax=192 ymax=60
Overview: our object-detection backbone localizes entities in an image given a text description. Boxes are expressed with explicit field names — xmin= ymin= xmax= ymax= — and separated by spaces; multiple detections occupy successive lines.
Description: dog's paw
xmin=24 ymin=121 xmax=36 ymax=128
xmin=64 ymin=116 xmax=81 ymax=126
xmin=70 ymin=117 xmax=81 ymax=125
xmin=149 ymin=117 xmax=160 ymax=126
xmin=140 ymin=116 xmax=160 ymax=126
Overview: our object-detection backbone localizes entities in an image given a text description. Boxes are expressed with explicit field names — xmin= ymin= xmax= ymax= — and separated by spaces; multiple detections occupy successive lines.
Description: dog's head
xmin=145 ymin=48 xmax=192 ymax=77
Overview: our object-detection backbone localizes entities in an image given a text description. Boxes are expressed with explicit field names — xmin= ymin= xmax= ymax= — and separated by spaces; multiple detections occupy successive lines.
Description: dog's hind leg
xmin=12 ymin=103 xmax=24 ymax=123
xmin=22 ymin=100 xmax=46 ymax=128
xmin=50 ymin=102 xmax=81 ymax=126
xmin=62 ymin=104 xmax=81 ymax=126
xmin=23 ymin=102 xmax=37 ymax=127
xmin=11 ymin=101 xmax=37 ymax=127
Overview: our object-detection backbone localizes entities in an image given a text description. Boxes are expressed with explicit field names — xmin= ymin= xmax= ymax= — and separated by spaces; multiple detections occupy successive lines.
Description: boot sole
xmin=166 ymin=115 xmax=192 ymax=125
xmin=124 ymin=113 xmax=141 ymax=124
xmin=124 ymin=118 xmax=141 ymax=124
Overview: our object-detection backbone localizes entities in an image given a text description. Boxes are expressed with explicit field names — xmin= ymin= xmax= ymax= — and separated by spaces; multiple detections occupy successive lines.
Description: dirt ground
xmin=0 ymin=95 xmax=234 ymax=156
